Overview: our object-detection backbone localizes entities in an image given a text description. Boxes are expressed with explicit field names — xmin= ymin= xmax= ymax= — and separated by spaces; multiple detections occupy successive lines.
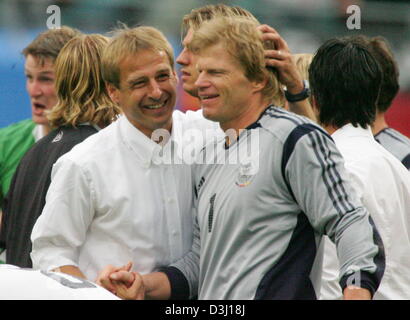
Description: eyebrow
xmin=24 ymin=70 xmax=54 ymax=76
xmin=127 ymin=68 xmax=171 ymax=83
xmin=156 ymin=68 xmax=172 ymax=74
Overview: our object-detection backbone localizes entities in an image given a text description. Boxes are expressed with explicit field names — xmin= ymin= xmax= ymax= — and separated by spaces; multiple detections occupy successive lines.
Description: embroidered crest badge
xmin=235 ymin=159 xmax=258 ymax=187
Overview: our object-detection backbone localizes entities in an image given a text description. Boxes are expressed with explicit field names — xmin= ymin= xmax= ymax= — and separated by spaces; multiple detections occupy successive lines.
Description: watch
xmin=284 ymin=80 xmax=310 ymax=102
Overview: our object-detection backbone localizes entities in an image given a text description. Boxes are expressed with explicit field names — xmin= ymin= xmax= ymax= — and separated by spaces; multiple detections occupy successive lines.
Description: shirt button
xmin=168 ymin=197 xmax=174 ymax=203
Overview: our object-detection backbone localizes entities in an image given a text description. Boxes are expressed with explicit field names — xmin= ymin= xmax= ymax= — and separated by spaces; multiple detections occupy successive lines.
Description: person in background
xmin=308 ymin=36 xmax=410 ymax=300
xmin=0 ymin=26 xmax=81 ymax=263
xmin=368 ymin=36 xmax=410 ymax=170
xmin=0 ymin=34 xmax=121 ymax=268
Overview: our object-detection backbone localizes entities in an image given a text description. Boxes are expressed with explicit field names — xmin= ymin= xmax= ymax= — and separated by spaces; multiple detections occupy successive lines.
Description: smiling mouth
xmin=143 ymin=100 xmax=167 ymax=110
xmin=199 ymin=94 xmax=219 ymax=101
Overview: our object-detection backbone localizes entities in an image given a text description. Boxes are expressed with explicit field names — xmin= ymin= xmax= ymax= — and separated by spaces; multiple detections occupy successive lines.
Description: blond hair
xmin=22 ymin=26 xmax=82 ymax=66
xmin=47 ymin=34 xmax=121 ymax=128
xmin=293 ymin=53 xmax=314 ymax=106
xmin=182 ymin=4 xmax=257 ymax=35
xmin=293 ymin=53 xmax=314 ymax=81
xmin=188 ymin=16 xmax=283 ymax=106
xmin=102 ymin=25 xmax=175 ymax=89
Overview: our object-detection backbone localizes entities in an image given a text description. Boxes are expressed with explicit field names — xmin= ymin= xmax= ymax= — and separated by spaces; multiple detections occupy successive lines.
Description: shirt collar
xmin=331 ymin=123 xmax=374 ymax=143
xmin=118 ymin=114 xmax=177 ymax=168
xmin=32 ymin=124 xmax=46 ymax=142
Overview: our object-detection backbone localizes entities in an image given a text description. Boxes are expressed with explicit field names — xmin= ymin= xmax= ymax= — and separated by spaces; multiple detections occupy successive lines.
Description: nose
xmin=176 ymin=48 xmax=189 ymax=67
xmin=194 ymin=71 xmax=210 ymax=89
xmin=27 ymin=79 xmax=42 ymax=98
xmin=148 ymin=79 xmax=163 ymax=100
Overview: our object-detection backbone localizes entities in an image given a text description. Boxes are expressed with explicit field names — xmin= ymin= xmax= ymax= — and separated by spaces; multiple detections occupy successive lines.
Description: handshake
xmin=95 ymin=262 xmax=171 ymax=300
xmin=95 ymin=262 xmax=145 ymax=300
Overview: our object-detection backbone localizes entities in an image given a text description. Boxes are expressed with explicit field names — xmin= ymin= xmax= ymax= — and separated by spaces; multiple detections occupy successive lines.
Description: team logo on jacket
xmin=235 ymin=159 xmax=258 ymax=187
xmin=52 ymin=131 xmax=64 ymax=143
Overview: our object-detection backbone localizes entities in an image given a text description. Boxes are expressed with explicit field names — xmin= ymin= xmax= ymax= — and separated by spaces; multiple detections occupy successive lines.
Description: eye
xmin=157 ymin=73 xmax=170 ymax=81
xmin=38 ymin=77 xmax=53 ymax=82
xmin=209 ymin=70 xmax=223 ymax=75
xmin=131 ymin=80 xmax=146 ymax=89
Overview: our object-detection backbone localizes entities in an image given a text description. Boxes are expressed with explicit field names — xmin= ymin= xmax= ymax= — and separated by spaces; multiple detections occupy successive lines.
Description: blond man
xmin=1 ymin=34 xmax=120 ymax=268
xmin=101 ymin=16 xmax=385 ymax=300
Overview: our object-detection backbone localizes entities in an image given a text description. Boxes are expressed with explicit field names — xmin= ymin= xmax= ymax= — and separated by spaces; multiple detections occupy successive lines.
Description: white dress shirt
xmin=31 ymin=110 xmax=220 ymax=281
xmin=320 ymin=124 xmax=410 ymax=300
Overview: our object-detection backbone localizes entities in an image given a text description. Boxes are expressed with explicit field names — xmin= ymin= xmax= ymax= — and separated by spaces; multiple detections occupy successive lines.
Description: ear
xmin=251 ymin=78 xmax=267 ymax=94
xmin=106 ymin=82 xmax=120 ymax=105
xmin=311 ymin=94 xmax=318 ymax=112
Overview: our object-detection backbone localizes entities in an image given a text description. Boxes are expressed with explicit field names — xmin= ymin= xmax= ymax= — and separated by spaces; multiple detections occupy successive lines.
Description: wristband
xmin=284 ymin=80 xmax=310 ymax=102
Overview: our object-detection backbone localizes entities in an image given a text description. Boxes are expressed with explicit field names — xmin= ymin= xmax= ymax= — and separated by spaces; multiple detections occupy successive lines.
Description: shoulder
xmin=0 ymin=119 xmax=35 ymax=142
xmin=52 ymin=125 xmax=98 ymax=144
xmin=56 ymin=122 xmax=120 ymax=169
xmin=173 ymin=108 xmax=220 ymax=131
xmin=375 ymin=128 xmax=410 ymax=165
xmin=22 ymin=125 xmax=99 ymax=161
xmin=375 ymin=127 xmax=410 ymax=147
xmin=259 ymin=106 xmax=331 ymax=148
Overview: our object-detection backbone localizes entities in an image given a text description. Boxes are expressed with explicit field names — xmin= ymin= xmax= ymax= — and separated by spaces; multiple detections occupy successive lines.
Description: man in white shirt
xmin=30 ymin=26 xmax=220 ymax=284
xmin=308 ymin=36 xmax=410 ymax=299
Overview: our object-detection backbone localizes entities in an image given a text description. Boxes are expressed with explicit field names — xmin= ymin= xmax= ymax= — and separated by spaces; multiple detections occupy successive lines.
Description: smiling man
xmin=31 ymin=26 xmax=220 ymax=282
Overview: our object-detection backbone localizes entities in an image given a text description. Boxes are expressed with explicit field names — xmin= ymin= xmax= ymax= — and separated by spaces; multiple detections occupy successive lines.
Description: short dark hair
xmin=367 ymin=37 xmax=399 ymax=113
xmin=309 ymin=37 xmax=382 ymax=129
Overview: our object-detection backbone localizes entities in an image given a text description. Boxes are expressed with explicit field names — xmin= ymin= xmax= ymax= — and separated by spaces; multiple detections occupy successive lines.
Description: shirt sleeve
xmin=158 ymin=163 xmax=201 ymax=299
xmin=283 ymin=124 xmax=385 ymax=296
xmin=31 ymin=157 xmax=96 ymax=272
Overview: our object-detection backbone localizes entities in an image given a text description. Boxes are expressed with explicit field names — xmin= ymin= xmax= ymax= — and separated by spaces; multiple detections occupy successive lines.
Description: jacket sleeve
xmin=31 ymin=157 xmax=96 ymax=272
xmin=283 ymin=124 xmax=385 ymax=296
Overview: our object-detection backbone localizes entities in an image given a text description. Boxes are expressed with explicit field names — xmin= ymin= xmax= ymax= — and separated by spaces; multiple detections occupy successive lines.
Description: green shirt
xmin=0 ymin=119 xmax=36 ymax=207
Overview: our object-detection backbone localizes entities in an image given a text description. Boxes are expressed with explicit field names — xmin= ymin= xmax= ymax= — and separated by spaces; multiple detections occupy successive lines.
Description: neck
xmin=323 ymin=124 xmax=339 ymax=135
xmin=371 ymin=112 xmax=388 ymax=135
xmin=141 ymin=124 xmax=173 ymax=146
xmin=41 ymin=124 xmax=51 ymax=136
xmin=221 ymin=96 xmax=270 ymax=145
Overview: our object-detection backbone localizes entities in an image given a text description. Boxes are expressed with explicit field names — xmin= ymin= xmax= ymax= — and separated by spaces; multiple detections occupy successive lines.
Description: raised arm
xmin=258 ymin=24 xmax=316 ymax=121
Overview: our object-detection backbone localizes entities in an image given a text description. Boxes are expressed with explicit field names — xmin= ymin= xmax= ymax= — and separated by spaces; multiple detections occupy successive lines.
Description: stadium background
xmin=0 ymin=0 xmax=409 ymax=137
